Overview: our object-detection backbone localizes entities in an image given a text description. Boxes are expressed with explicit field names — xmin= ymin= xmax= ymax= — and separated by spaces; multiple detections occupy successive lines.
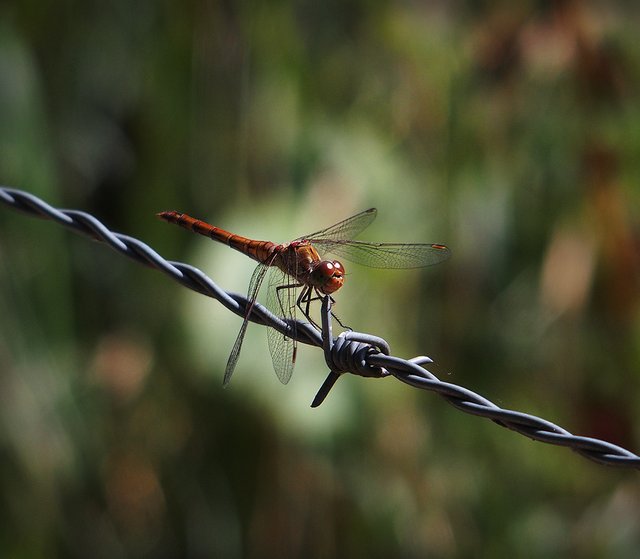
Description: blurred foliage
xmin=1 ymin=0 xmax=640 ymax=557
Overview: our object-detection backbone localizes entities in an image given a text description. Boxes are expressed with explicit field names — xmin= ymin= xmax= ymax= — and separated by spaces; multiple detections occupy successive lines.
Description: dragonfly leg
xmin=297 ymin=286 xmax=322 ymax=330
xmin=328 ymin=296 xmax=352 ymax=331
xmin=297 ymin=289 xmax=351 ymax=331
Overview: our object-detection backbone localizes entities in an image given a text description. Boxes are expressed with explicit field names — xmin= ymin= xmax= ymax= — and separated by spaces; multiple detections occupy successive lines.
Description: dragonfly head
xmin=312 ymin=259 xmax=345 ymax=294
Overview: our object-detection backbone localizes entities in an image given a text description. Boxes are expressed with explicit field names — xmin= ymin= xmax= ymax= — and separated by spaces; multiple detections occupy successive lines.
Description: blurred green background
xmin=1 ymin=0 xmax=640 ymax=557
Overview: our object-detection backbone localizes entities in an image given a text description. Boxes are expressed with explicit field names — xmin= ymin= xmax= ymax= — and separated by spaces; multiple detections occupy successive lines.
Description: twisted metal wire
xmin=1 ymin=186 xmax=639 ymax=469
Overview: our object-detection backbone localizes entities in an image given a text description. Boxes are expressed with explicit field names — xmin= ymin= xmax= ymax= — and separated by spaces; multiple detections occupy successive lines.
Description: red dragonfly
xmin=158 ymin=208 xmax=450 ymax=385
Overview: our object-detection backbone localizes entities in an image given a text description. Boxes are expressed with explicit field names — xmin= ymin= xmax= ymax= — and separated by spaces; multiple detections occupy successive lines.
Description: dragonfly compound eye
xmin=314 ymin=260 xmax=345 ymax=294
xmin=331 ymin=260 xmax=344 ymax=277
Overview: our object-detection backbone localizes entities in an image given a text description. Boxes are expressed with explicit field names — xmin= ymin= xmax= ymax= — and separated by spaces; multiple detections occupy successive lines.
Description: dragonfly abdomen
xmin=157 ymin=211 xmax=277 ymax=263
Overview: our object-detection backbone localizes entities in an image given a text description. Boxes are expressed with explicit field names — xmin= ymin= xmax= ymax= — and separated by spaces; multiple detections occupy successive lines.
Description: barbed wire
xmin=1 ymin=186 xmax=639 ymax=469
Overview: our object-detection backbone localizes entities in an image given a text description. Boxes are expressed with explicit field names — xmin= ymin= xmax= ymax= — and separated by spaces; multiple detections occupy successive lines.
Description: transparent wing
xmin=297 ymin=208 xmax=377 ymax=244
xmin=265 ymin=266 xmax=298 ymax=384
xmin=310 ymin=239 xmax=451 ymax=269
xmin=224 ymin=263 xmax=270 ymax=386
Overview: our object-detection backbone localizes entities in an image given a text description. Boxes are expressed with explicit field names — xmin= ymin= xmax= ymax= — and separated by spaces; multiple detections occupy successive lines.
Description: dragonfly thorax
xmin=310 ymin=259 xmax=345 ymax=294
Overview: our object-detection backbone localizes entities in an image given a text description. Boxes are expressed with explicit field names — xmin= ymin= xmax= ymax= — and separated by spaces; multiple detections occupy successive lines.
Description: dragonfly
xmin=157 ymin=208 xmax=450 ymax=385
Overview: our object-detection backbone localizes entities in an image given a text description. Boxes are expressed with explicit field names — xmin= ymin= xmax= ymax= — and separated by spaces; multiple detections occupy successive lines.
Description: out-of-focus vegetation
xmin=1 ymin=0 xmax=639 ymax=556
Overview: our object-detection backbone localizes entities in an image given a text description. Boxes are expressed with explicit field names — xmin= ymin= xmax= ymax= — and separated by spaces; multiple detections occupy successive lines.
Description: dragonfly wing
xmin=311 ymin=240 xmax=451 ymax=269
xmin=298 ymin=208 xmax=377 ymax=244
xmin=224 ymin=263 xmax=270 ymax=385
xmin=265 ymin=266 xmax=297 ymax=384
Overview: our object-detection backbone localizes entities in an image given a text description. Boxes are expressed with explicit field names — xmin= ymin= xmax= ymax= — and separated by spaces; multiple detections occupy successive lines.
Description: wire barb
xmin=1 ymin=186 xmax=639 ymax=469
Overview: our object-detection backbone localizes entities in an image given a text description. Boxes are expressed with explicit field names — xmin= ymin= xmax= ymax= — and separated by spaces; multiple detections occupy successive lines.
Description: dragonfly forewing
xmin=311 ymin=239 xmax=451 ymax=269
xmin=299 ymin=208 xmax=377 ymax=245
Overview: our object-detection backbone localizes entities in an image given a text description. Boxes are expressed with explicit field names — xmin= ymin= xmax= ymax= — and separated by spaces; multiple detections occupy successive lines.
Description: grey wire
xmin=1 ymin=186 xmax=639 ymax=469
xmin=0 ymin=187 xmax=321 ymax=347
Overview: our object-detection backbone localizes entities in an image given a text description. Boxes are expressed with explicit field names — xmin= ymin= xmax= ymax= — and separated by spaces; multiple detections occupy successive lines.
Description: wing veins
xmin=311 ymin=239 xmax=451 ymax=268
xmin=224 ymin=262 xmax=271 ymax=385
xmin=297 ymin=208 xmax=377 ymax=243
